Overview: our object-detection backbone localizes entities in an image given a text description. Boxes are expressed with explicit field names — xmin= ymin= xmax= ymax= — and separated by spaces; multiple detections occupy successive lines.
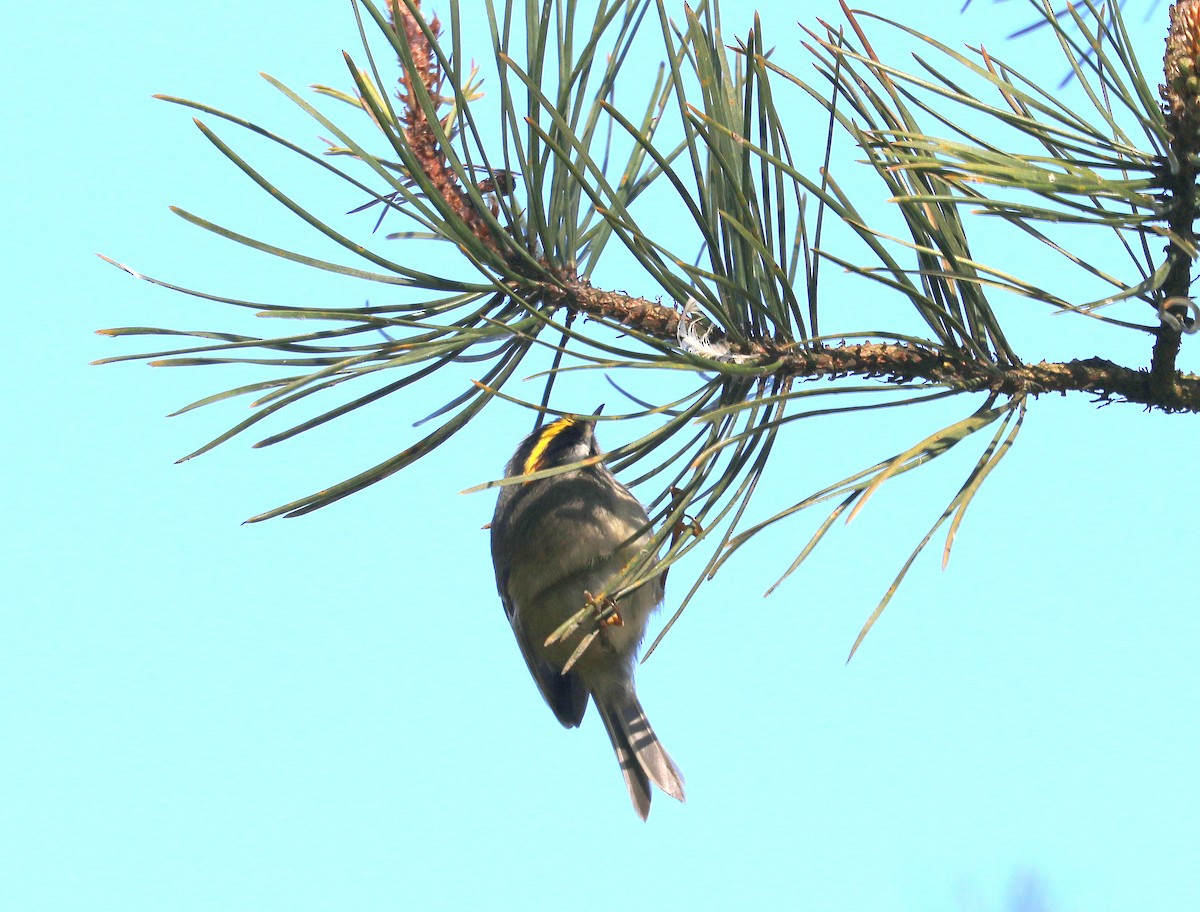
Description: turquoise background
xmin=4 ymin=2 xmax=1197 ymax=909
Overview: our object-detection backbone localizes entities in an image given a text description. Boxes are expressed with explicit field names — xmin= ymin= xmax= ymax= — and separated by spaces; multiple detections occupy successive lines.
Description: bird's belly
xmin=511 ymin=559 xmax=661 ymax=676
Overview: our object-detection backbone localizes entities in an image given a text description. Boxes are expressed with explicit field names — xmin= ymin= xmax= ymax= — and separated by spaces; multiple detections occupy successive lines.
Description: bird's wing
xmin=498 ymin=588 xmax=589 ymax=728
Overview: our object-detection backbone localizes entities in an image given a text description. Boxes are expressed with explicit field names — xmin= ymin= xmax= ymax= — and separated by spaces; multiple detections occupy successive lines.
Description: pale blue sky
xmin=5 ymin=2 xmax=1197 ymax=910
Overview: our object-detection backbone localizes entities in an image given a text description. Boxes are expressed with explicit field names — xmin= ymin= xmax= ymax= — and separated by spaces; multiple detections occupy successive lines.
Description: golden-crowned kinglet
xmin=490 ymin=414 xmax=685 ymax=819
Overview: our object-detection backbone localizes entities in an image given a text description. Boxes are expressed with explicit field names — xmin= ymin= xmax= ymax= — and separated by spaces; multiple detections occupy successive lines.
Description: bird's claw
xmin=544 ymin=591 xmax=623 ymax=674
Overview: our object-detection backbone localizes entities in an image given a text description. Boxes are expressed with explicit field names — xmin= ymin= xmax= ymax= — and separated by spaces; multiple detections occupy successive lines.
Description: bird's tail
xmin=594 ymin=687 xmax=685 ymax=820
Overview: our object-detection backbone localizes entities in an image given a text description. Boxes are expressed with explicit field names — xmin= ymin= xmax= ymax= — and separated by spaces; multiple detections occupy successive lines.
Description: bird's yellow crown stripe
xmin=523 ymin=416 xmax=576 ymax=475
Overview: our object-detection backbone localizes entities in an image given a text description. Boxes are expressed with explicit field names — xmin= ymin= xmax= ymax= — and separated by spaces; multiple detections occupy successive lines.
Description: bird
xmin=490 ymin=412 xmax=685 ymax=819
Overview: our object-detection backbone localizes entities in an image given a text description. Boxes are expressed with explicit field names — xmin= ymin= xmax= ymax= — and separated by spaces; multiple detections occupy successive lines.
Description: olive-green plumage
xmin=490 ymin=415 xmax=684 ymax=819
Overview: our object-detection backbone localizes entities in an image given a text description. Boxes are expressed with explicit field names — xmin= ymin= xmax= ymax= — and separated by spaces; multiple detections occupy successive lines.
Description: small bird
xmin=490 ymin=413 xmax=685 ymax=819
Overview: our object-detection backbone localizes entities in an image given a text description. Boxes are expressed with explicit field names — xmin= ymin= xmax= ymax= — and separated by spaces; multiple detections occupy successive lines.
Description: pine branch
xmin=97 ymin=0 xmax=1199 ymax=654
xmin=1152 ymin=0 xmax=1200 ymax=404
xmin=540 ymin=276 xmax=1198 ymax=410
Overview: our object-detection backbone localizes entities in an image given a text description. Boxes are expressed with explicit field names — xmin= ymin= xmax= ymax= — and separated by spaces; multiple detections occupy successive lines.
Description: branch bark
xmin=551 ymin=277 xmax=1200 ymax=412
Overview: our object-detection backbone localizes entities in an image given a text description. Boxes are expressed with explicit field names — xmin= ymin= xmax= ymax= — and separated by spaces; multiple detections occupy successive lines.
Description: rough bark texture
xmin=550 ymin=276 xmax=1200 ymax=412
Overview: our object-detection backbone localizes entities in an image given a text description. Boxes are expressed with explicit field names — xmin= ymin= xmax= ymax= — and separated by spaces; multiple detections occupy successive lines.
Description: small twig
xmin=390 ymin=1 xmax=500 ymax=250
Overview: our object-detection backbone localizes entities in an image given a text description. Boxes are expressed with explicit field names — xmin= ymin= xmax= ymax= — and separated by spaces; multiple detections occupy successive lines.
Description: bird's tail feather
xmin=595 ymin=690 xmax=685 ymax=820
